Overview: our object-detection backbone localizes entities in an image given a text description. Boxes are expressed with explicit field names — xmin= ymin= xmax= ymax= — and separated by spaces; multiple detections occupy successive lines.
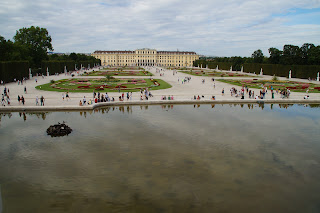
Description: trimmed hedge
xmin=194 ymin=60 xmax=233 ymax=70
xmin=194 ymin=59 xmax=320 ymax=79
xmin=208 ymin=62 xmax=233 ymax=70
xmin=0 ymin=61 xmax=29 ymax=83
xmin=41 ymin=60 xmax=100 ymax=75
xmin=243 ymin=63 xmax=320 ymax=79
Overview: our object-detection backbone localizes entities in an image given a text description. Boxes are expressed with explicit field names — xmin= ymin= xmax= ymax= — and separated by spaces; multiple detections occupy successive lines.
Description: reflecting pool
xmin=0 ymin=104 xmax=320 ymax=213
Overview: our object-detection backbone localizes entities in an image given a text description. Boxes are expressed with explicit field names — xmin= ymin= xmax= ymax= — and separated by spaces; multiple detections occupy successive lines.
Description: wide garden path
xmin=1 ymin=66 xmax=320 ymax=109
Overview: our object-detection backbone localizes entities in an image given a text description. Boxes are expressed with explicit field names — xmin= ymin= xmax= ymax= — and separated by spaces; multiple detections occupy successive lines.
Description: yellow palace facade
xmin=92 ymin=48 xmax=199 ymax=67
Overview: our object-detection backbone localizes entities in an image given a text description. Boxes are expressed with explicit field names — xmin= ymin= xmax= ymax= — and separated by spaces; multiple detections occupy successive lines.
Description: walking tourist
xmin=1 ymin=94 xmax=5 ymax=106
xmin=6 ymin=96 xmax=10 ymax=105
xmin=105 ymin=92 xmax=110 ymax=101
xmin=21 ymin=96 xmax=25 ymax=105
xmin=40 ymin=96 xmax=45 ymax=106
xmin=66 ymin=92 xmax=70 ymax=100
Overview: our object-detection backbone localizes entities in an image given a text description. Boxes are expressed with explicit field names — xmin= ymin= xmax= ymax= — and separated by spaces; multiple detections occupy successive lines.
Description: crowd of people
xmin=1 ymin=65 xmax=318 ymax=108
xmin=1 ymin=87 xmax=10 ymax=106
xmin=161 ymin=95 xmax=174 ymax=100
xmin=224 ymin=85 xmax=294 ymax=100
xmin=79 ymin=91 xmax=115 ymax=106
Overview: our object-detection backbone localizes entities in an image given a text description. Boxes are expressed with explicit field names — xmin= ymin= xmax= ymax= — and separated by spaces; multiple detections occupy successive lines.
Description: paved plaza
xmin=1 ymin=66 xmax=320 ymax=110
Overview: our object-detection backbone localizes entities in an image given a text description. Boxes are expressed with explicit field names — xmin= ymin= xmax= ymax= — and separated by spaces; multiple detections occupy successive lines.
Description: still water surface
xmin=0 ymin=104 xmax=320 ymax=213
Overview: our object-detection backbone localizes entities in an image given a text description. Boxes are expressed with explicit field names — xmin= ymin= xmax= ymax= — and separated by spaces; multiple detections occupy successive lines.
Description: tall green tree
xmin=13 ymin=26 xmax=53 ymax=68
xmin=69 ymin=52 xmax=78 ymax=61
xmin=300 ymin=43 xmax=315 ymax=65
xmin=0 ymin=35 xmax=32 ymax=62
xmin=308 ymin=45 xmax=320 ymax=65
xmin=0 ymin=35 xmax=14 ymax=61
xmin=251 ymin=49 xmax=264 ymax=63
xmin=281 ymin=44 xmax=301 ymax=65
xmin=268 ymin=47 xmax=282 ymax=64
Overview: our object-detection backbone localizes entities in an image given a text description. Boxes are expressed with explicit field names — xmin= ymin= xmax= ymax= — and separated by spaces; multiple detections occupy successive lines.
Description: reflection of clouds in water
xmin=0 ymin=105 xmax=320 ymax=211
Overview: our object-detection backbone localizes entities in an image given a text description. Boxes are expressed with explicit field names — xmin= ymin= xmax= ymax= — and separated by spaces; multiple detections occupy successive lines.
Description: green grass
xmin=180 ymin=71 xmax=255 ymax=77
xmin=217 ymin=79 xmax=320 ymax=93
xmin=35 ymin=78 xmax=171 ymax=93
xmin=100 ymin=66 xmax=145 ymax=71
xmin=84 ymin=70 xmax=153 ymax=76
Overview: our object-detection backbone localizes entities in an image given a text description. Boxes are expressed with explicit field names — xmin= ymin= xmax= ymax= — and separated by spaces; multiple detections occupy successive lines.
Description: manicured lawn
xmin=169 ymin=67 xmax=202 ymax=71
xmin=179 ymin=70 xmax=255 ymax=77
xmin=101 ymin=66 xmax=145 ymax=71
xmin=84 ymin=70 xmax=153 ymax=76
xmin=35 ymin=78 xmax=171 ymax=93
xmin=218 ymin=79 xmax=320 ymax=93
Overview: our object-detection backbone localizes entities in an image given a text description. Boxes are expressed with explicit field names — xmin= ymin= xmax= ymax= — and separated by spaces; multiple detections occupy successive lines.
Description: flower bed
xmin=77 ymin=85 xmax=90 ymax=89
xmin=218 ymin=79 xmax=320 ymax=93
xmin=36 ymin=77 xmax=171 ymax=93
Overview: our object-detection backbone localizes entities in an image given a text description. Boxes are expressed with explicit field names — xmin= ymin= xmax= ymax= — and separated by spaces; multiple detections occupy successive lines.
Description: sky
xmin=0 ymin=0 xmax=319 ymax=57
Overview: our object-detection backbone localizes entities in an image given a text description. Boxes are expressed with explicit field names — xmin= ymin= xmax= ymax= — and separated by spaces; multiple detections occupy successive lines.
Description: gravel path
xmin=1 ymin=66 xmax=320 ymax=109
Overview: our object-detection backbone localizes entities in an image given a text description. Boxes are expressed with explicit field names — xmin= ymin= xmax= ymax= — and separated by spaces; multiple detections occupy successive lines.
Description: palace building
xmin=92 ymin=48 xmax=199 ymax=67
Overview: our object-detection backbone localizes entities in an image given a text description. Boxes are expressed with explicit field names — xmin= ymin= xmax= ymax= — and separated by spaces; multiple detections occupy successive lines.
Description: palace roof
xmin=93 ymin=50 xmax=197 ymax=55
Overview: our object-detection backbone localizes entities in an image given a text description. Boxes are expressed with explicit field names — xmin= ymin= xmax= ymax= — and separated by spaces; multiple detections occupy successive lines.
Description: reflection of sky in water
xmin=265 ymin=104 xmax=320 ymax=121
xmin=0 ymin=104 xmax=320 ymax=212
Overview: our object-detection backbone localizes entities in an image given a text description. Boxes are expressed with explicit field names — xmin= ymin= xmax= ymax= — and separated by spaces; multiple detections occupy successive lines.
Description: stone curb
xmin=1 ymin=99 xmax=319 ymax=112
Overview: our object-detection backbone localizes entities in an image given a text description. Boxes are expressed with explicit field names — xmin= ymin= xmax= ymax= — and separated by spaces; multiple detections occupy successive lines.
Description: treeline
xmin=194 ymin=43 xmax=320 ymax=79
xmin=200 ymin=43 xmax=320 ymax=67
xmin=48 ymin=52 xmax=97 ymax=62
xmin=0 ymin=26 xmax=100 ymax=82
xmin=0 ymin=29 xmax=100 ymax=69
xmin=0 ymin=26 xmax=53 ymax=69
xmin=267 ymin=44 xmax=320 ymax=65
xmin=42 ymin=52 xmax=100 ymax=74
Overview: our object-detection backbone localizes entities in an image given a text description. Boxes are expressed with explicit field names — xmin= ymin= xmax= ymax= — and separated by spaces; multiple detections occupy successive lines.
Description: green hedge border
xmin=0 ymin=61 xmax=29 ymax=83
xmin=41 ymin=60 xmax=100 ymax=75
xmin=194 ymin=60 xmax=320 ymax=79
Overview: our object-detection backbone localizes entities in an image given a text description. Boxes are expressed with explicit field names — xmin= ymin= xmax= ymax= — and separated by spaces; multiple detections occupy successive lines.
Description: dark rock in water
xmin=47 ymin=122 xmax=72 ymax=137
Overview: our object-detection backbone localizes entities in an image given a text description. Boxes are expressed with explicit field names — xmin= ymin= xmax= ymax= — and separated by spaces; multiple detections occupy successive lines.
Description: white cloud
xmin=0 ymin=0 xmax=319 ymax=56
